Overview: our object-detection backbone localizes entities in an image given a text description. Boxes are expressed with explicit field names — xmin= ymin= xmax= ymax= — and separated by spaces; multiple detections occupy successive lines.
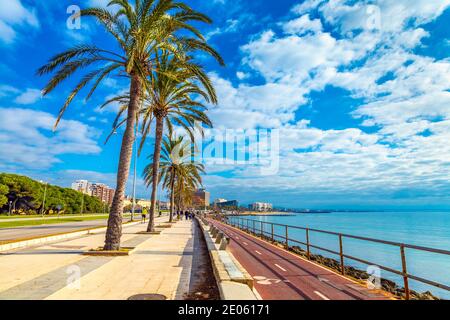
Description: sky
xmin=0 ymin=0 xmax=450 ymax=210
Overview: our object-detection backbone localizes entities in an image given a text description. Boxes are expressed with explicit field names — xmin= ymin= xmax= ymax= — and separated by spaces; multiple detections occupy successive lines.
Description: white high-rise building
xmin=252 ymin=202 xmax=273 ymax=212
xmin=213 ymin=198 xmax=228 ymax=206
xmin=71 ymin=180 xmax=91 ymax=195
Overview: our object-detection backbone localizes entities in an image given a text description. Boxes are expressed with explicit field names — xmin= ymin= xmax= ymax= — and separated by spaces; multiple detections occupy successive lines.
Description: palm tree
xmin=143 ymin=134 xmax=204 ymax=222
xmin=138 ymin=50 xmax=220 ymax=232
xmin=174 ymin=171 xmax=196 ymax=213
xmin=37 ymin=0 xmax=220 ymax=250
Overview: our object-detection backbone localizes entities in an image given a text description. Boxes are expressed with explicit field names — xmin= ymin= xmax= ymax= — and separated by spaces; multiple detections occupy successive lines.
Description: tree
xmin=37 ymin=0 xmax=220 ymax=250
xmin=0 ymin=173 xmax=104 ymax=215
xmin=140 ymin=51 xmax=219 ymax=232
xmin=0 ymin=183 xmax=8 ymax=208
xmin=174 ymin=169 xmax=196 ymax=213
xmin=143 ymin=134 xmax=204 ymax=223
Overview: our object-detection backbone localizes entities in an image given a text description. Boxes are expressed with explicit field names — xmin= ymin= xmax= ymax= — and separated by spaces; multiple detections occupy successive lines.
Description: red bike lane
xmin=208 ymin=219 xmax=391 ymax=300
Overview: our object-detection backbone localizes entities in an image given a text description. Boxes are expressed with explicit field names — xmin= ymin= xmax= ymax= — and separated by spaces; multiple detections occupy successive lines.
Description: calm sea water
xmin=230 ymin=211 xmax=450 ymax=299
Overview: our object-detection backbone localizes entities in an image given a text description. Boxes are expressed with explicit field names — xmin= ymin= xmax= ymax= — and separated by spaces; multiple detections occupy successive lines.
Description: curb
xmin=196 ymin=217 xmax=257 ymax=300
xmin=0 ymin=221 xmax=142 ymax=253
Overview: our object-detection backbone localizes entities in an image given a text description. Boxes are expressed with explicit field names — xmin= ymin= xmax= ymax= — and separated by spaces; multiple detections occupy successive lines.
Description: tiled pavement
xmin=0 ymin=217 xmax=198 ymax=300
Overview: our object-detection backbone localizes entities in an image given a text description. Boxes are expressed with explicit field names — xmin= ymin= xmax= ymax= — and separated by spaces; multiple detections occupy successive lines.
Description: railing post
xmin=306 ymin=228 xmax=310 ymax=259
xmin=400 ymin=245 xmax=410 ymax=300
xmin=271 ymin=223 xmax=274 ymax=243
xmin=339 ymin=234 xmax=345 ymax=275
xmin=285 ymin=225 xmax=289 ymax=249
xmin=253 ymin=220 xmax=255 ymax=234
xmin=260 ymin=221 xmax=263 ymax=238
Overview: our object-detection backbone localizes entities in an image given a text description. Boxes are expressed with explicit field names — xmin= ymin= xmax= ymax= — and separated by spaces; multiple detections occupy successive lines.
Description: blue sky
xmin=1 ymin=0 xmax=450 ymax=210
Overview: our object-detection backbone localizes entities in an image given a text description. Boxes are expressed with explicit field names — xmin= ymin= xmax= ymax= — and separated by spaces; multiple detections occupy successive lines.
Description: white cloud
xmin=0 ymin=0 xmax=39 ymax=44
xmin=207 ymin=73 xmax=307 ymax=129
xmin=0 ymin=108 xmax=101 ymax=170
xmin=94 ymin=88 xmax=127 ymax=114
xmin=282 ymin=14 xmax=322 ymax=35
xmin=236 ymin=71 xmax=249 ymax=80
xmin=0 ymin=84 xmax=19 ymax=97
xmin=14 ymin=88 xmax=42 ymax=105
xmin=201 ymin=0 xmax=450 ymax=206
xmin=206 ymin=19 xmax=239 ymax=40
xmin=318 ymin=0 xmax=450 ymax=34
xmin=242 ymin=30 xmax=369 ymax=83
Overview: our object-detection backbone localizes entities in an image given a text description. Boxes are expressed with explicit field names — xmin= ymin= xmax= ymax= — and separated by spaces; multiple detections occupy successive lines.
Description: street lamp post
xmin=8 ymin=200 xmax=12 ymax=216
xmin=80 ymin=193 xmax=84 ymax=215
xmin=40 ymin=182 xmax=47 ymax=217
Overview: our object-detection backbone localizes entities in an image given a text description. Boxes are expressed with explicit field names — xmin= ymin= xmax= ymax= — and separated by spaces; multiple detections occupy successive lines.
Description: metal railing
xmin=222 ymin=216 xmax=450 ymax=300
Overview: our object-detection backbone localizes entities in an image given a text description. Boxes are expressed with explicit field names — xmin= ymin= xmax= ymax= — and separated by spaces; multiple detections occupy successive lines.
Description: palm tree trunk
xmin=104 ymin=75 xmax=141 ymax=250
xmin=147 ymin=116 xmax=164 ymax=232
xmin=169 ymin=172 xmax=175 ymax=223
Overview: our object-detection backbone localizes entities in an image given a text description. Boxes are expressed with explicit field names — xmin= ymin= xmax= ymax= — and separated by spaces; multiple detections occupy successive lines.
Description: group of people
xmin=175 ymin=210 xmax=196 ymax=221
xmin=141 ymin=209 xmax=199 ymax=223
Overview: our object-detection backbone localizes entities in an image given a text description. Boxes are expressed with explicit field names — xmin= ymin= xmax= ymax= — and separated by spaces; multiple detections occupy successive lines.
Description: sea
xmin=229 ymin=211 xmax=450 ymax=299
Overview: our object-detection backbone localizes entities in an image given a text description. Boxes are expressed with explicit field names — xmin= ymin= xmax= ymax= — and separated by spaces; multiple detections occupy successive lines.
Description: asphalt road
xmin=0 ymin=216 xmax=145 ymax=242
xmin=0 ymin=214 xmax=112 ymax=222
xmin=208 ymin=219 xmax=390 ymax=300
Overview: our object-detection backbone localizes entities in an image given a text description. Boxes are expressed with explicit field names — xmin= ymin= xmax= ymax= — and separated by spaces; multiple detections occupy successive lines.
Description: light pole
xmin=131 ymin=122 xmax=138 ymax=221
xmin=80 ymin=193 xmax=84 ymax=215
xmin=8 ymin=200 xmax=12 ymax=216
xmin=40 ymin=182 xmax=47 ymax=217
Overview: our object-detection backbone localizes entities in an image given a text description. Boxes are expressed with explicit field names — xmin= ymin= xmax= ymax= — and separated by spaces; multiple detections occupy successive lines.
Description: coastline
xmin=238 ymin=211 xmax=295 ymax=216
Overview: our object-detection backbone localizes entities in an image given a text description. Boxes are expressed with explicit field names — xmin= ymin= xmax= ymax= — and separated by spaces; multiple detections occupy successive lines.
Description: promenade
xmin=208 ymin=219 xmax=391 ymax=300
xmin=0 ymin=217 xmax=212 ymax=300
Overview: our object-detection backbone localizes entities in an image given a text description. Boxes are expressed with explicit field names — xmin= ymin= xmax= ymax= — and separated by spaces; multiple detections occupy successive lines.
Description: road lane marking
xmin=243 ymin=242 xmax=248 ymax=246
xmin=254 ymin=276 xmax=282 ymax=285
xmin=274 ymin=264 xmax=287 ymax=272
xmin=255 ymin=250 xmax=262 ymax=255
xmin=314 ymin=291 xmax=330 ymax=300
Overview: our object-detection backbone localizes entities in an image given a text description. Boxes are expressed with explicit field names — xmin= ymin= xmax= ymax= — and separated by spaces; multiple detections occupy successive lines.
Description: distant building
xmin=192 ymin=188 xmax=210 ymax=208
xmin=213 ymin=198 xmax=228 ymax=207
xmin=157 ymin=200 xmax=171 ymax=210
xmin=217 ymin=200 xmax=239 ymax=209
xmin=71 ymin=180 xmax=91 ymax=195
xmin=71 ymin=180 xmax=115 ymax=205
xmin=90 ymin=183 xmax=115 ymax=206
xmin=252 ymin=202 xmax=272 ymax=212
xmin=124 ymin=197 xmax=152 ymax=209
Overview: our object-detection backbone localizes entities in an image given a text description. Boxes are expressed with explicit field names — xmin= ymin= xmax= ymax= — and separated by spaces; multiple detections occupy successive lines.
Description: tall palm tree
xmin=143 ymin=134 xmax=204 ymax=222
xmin=174 ymin=171 xmax=196 ymax=213
xmin=138 ymin=51 xmax=220 ymax=232
xmin=37 ymin=0 xmax=219 ymax=250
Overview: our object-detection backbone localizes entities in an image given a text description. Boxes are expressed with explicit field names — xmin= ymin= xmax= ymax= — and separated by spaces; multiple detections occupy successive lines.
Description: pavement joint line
xmin=274 ymin=263 xmax=287 ymax=272
xmin=314 ymin=290 xmax=330 ymax=300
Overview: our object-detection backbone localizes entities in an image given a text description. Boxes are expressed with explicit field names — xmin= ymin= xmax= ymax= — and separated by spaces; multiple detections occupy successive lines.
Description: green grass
xmin=0 ymin=213 xmax=136 ymax=220
xmin=0 ymin=215 xmax=110 ymax=228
